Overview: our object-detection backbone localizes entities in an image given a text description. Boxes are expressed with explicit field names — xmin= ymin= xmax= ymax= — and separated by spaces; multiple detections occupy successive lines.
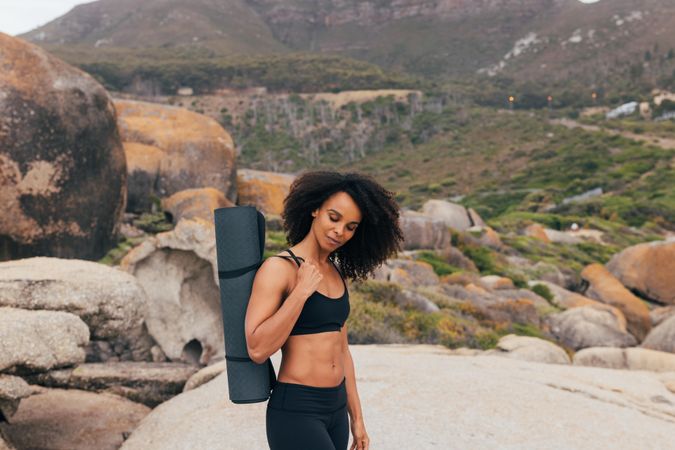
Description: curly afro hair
xmin=281 ymin=170 xmax=404 ymax=282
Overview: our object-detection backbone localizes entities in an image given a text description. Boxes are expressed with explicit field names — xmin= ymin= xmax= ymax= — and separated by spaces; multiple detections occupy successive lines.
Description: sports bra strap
xmin=271 ymin=249 xmax=345 ymax=282
xmin=284 ymin=248 xmax=303 ymax=267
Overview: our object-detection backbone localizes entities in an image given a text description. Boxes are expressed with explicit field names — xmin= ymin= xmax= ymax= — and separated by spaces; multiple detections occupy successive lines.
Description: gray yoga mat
xmin=214 ymin=205 xmax=276 ymax=404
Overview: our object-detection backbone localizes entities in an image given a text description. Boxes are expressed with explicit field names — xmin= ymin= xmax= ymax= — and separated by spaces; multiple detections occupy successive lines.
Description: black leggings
xmin=266 ymin=377 xmax=349 ymax=450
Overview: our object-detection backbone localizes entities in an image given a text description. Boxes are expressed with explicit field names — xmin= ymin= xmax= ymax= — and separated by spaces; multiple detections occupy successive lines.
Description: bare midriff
xmin=278 ymin=331 xmax=345 ymax=387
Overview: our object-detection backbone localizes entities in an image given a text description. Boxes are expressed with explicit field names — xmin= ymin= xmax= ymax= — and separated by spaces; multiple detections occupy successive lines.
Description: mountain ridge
xmin=22 ymin=0 xmax=675 ymax=88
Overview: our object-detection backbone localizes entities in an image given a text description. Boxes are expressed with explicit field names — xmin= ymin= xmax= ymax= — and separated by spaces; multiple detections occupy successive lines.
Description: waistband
xmin=268 ymin=377 xmax=347 ymax=413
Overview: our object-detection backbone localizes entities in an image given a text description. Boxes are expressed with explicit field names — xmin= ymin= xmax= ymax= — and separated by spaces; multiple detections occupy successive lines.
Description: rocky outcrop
xmin=0 ymin=388 xmax=150 ymax=450
xmin=531 ymin=280 xmax=627 ymax=326
xmin=115 ymin=99 xmax=237 ymax=202
xmin=485 ymin=334 xmax=570 ymax=364
xmin=120 ymin=219 xmax=222 ymax=365
xmin=574 ymin=347 xmax=675 ymax=372
xmin=0 ymin=257 xmax=154 ymax=362
xmin=183 ymin=361 xmax=226 ymax=392
xmin=606 ymin=240 xmax=675 ymax=305
xmin=399 ymin=210 xmax=451 ymax=250
xmin=372 ymin=258 xmax=440 ymax=288
xmin=0 ymin=33 xmax=126 ymax=260
xmin=581 ymin=263 xmax=651 ymax=341
xmin=118 ymin=345 xmax=675 ymax=449
xmin=0 ymin=307 xmax=89 ymax=375
xmin=548 ymin=305 xmax=637 ymax=350
xmin=24 ymin=362 xmax=199 ymax=408
xmin=641 ymin=315 xmax=675 ymax=354
xmin=393 ymin=289 xmax=439 ymax=313
xmin=236 ymin=169 xmax=295 ymax=215
xmin=420 ymin=199 xmax=483 ymax=231
xmin=161 ymin=188 xmax=233 ymax=224
xmin=0 ymin=375 xmax=31 ymax=422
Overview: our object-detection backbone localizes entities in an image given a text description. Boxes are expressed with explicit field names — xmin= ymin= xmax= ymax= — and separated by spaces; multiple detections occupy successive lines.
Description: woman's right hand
xmin=294 ymin=256 xmax=323 ymax=300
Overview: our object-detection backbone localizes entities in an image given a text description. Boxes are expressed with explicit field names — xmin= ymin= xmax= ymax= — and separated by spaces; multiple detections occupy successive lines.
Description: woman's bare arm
xmin=244 ymin=257 xmax=310 ymax=364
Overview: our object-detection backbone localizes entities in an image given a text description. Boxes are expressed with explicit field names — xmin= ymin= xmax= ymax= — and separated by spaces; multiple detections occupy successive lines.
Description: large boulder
xmin=420 ymin=199 xmax=483 ymax=231
xmin=372 ymin=258 xmax=440 ymax=288
xmin=120 ymin=219 xmax=223 ymax=365
xmin=24 ymin=362 xmax=199 ymax=408
xmin=399 ymin=210 xmax=451 ymax=250
xmin=0 ymin=388 xmax=150 ymax=450
xmin=574 ymin=347 xmax=675 ymax=372
xmin=530 ymin=280 xmax=627 ymax=327
xmin=581 ymin=264 xmax=651 ymax=341
xmin=0 ymin=257 xmax=154 ymax=362
xmin=123 ymin=142 xmax=165 ymax=212
xmin=485 ymin=334 xmax=570 ymax=364
xmin=0 ymin=307 xmax=89 ymax=375
xmin=548 ymin=305 xmax=637 ymax=350
xmin=641 ymin=315 xmax=675 ymax=354
xmin=0 ymin=33 xmax=126 ymax=260
xmin=114 ymin=99 xmax=237 ymax=203
xmin=236 ymin=169 xmax=295 ymax=215
xmin=161 ymin=188 xmax=234 ymax=224
xmin=118 ymin=345 xmax=675 ymax=449
xmin=606 ymin=240 xmax=675 ymax=305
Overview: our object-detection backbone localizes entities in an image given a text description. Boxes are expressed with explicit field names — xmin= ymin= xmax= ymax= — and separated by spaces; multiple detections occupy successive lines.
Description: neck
xmin=293 ymin=235 xmax=333 ymax=265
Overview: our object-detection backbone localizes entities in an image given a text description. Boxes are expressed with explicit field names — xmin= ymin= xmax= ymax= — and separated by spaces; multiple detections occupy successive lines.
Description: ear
xmin=311 ymin=208 xmax=319 ymax=218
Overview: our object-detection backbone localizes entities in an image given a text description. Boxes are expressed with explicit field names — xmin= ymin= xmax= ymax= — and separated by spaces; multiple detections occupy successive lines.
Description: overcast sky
xmin=0 ymin=0 xmax=86 ymax=35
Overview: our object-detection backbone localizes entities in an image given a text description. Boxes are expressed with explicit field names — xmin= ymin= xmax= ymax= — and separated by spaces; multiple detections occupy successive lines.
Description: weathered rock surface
xmin=183 ymin=360 xmax=226 ymax=392
xmin=0 ymin=33 xmax=126 ymax=260
xmin=574 ymin=347 xmax=675 ymax=372
xmin=0 ymin=375 xmax=31 ymax=421
xmin=0 ymin=388 xmax=150 ymax=450
xmin=480 ymin=275 xmax=514 ymax=290
xmin=399 ymin=209 xmax=451 ymax=250
xmin=393 ymin=289 xmax=439 ymax=313
xmin=437 ymin=246 xmax=478 ymax=272
xmin=524 ymin=223 xmax=550 ymax=242
xmin=421 ymin=199 xmax=482 ymax=231
xmin=581 ymin=263 xmax=651 ymax=341
xmin=485 ymin=334 xmax=570 ymax=364
xmin=642 ymin=315 xmax=675 ymax=354
xmin=0 ymin=307 xmax=88 ymax=375
xmin=24 ymin=362 xmax=199 ymax=408
xmin=115 ymin=99 xmax=237 ymax=201
xmin=161 ymin=188 xmax=233 ymax=224
xmin=123 ymin=142 xmax=165 ymax=212
xmin=650 ymin=306 xmax=675 ymax=327
xmin=119 ymin=345 xmax=675 ymax=449
xmin=236 ymin=169 xmax=295 ymax=215
xmin=0 ymin=257 xmax=153 ymax=362
xmin=549 ymin=305 xmax=637 ymax=350
xmin=372 ymin=258 xmax=440 ymax=288
xmin=529 ymin=280 xmax=626 ymax=328
xmin=120 ymin=219 xmax=222 ymax=364
xmin=438 ymin=284 xmax=543 ymax=326
xmin=606 ymin=240 xmax=675 ymax=305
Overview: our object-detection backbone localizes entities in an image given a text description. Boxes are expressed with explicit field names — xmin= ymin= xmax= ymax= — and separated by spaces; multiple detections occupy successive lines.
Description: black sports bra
xmin=270 ymin=249 xmax=350 ymax=336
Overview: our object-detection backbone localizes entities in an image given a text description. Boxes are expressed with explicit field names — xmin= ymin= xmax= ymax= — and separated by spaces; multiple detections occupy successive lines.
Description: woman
xmin=245 ymin=171 xmax=404 ymax=450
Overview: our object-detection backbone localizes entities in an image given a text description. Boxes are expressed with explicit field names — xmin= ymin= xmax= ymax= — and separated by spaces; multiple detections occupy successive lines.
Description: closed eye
xmin=330 ymin=216 xmax=357 ymax=231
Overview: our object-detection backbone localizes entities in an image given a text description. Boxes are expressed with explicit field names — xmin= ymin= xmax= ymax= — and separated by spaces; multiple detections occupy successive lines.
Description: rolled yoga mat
xmin=214 ymin=205 xmax=277 ymax=404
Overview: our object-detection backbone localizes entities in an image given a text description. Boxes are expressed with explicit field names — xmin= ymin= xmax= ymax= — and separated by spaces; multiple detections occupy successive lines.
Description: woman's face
xmin=311 ymin=191 xmax=362 ymax=250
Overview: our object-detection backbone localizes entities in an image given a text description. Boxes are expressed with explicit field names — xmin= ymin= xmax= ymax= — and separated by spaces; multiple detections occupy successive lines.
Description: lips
xmin=327 ymin=236 xmax=341 ymax=245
